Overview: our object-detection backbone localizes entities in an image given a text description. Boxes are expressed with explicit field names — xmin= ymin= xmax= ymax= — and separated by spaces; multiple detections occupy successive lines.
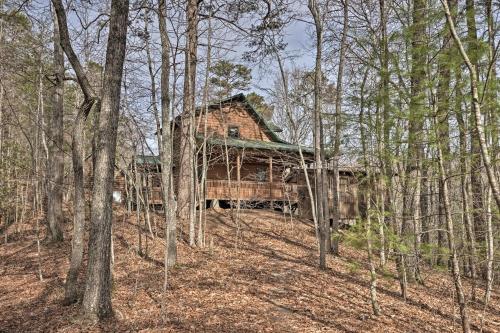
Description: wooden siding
xmin=205 ymin=180 xmax=305 ymax=201
xmin=206 ymin=163 xmax=282 ymax=182
xmin=119 ymin=98 xmax=363 ymax=223
xmin=195 ymin=104 xmax=272 ymax=141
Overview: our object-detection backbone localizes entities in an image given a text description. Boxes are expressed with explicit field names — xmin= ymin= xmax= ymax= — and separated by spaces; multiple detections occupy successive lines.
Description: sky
xmin=251 ymin=19 xmax=315 ymax=94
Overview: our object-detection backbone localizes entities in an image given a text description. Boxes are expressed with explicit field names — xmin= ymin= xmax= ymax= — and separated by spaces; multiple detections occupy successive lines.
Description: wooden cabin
xmin=119 ymin=94 xmax=362 ymax=225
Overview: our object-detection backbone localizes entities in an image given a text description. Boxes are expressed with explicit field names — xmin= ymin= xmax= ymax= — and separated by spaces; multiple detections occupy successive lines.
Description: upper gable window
xmin=228 ymin=125 xmax=240 ymax=138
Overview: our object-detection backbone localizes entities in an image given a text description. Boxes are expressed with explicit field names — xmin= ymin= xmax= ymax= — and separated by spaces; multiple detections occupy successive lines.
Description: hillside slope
xmin=1 ymin=209 xmax=499 ymax=332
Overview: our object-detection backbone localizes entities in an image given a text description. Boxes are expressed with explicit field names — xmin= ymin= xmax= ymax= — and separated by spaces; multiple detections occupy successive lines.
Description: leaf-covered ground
xmin=1 ymin=208 xmax=499 ymax=332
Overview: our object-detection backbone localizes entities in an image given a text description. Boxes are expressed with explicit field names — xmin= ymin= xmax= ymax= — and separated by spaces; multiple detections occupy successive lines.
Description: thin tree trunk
xmin=441 ymin=0 xmax=500 ymax=212
xmin=198 ymin=1 xmax=213 ymax=248
xmin=485 ymin=186 xmax=494 ymax=303
xmin=64 ymin=95 xmax=95 ymax=304
xmin=36 ymin=214 xmax=43 ymax=282
xmin=177 ymin=0 xmax=198 ymax=249
xmin=435 ymin=0 xmax=456 ymax=265
xmin=455 ymin=75 xmax=477 ymax=298
xmin=366 ymin=190 xmax=381 ymax=316
xmin=484 ymin=0 xmax=498 ymax=172
xmin=273 ymin=51 xmax=318 ymax=245
xmin=330 ymin=0 xmax=349 ymax=256
xmin=52 ymin=0 xmax=102 ymax=305
xmin=434 ymin=100 xmax=471 ymax=333
xmin=402 ymin=0 xmax=426 ymax=283
xmin=135 ymin=158 xmax=143 ymax=255
xmin=157 ymin=0 xmax=176 ymax=270
xmin=360 ymin=82 xmax=381 ymax=316
xmin=46 ymin=7 xmax=64 ymax=242
xmin=308 ymin=0 xmax=328 ymax=270
xmin=465 ymin=0 xmax=485 ymax=248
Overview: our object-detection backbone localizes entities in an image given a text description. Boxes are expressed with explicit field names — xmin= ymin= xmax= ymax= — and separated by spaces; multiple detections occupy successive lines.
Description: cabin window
xmin=255 ymin=167 xmax=267 ymax=182
xmin=113 ymin=191 xmax=122 ymax=203
xmin=340 ymin=177 xmax=348 ymax=191
xmin=151 ymin=174 xmax=162 ymax=187
xmin=228 ymin=125 xmax=240 ymax=138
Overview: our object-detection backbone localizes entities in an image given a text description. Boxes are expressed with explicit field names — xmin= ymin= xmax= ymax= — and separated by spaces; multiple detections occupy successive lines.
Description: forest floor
xmin=1 ymin=208 xmax=499 ymax=332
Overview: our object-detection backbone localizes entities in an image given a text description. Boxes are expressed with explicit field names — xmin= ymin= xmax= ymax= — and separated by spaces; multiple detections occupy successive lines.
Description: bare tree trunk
xmin=434 ymin=100 xmax=471 ymax=333
xmin=359 ymin=84 xmax=380 ymax=316
xmin=455 ymin=75 xmax=477 ymax=298
xmin=157 ymin=0 xmax=176 ymax=270
xmin=273 ymin=51 xmax=318 ymax=245
xmin=80 ymin=0 xmax=129 ymax=320
xmin=402 ymin=0 xmax=427 ymax=283
xmin=0 ymin=16 xmax=3 ymax=160
xmin=308 ymin=0 xmax=329 ymax=270
xmin=198 ymin=2 xmax=213 ymax=248
xmin=64 ymin=96 xmax=95 ymax=304
xmin=298 ymin=147 xmax=318 ymax=243
xmin=46 ymin=7 xmax=64 ymax=242
xmin=463 ymin=0 xmax=485 ymax=247
xmin=441 ymin=0 xmax=500 ymax=212
xmin=52 ymin=0 xmax=101 ymax=305
xmin=366 ymin=190 xmax=381 ymax=315
xmin=484 ymin=0 xmax=499 ymax=173
xmin=485 ymin=186 xmax=494 ymax=303
xmin=435 ymin=0 xmax=456 ymax=267
xmin=177 ymin=0 xmax=198 ymax=248
xmin=135 ymin=158 xmax=143 ymax=255
xmin=330 ymin=0 xmax=349 ymax=256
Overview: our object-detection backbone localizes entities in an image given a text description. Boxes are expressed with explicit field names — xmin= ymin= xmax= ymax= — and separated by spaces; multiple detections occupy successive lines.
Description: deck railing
xmin=140 ymin=180 xmax=307 ymax=204
xmin=133 ymin=180 xmax=357 ymax=219
xmin=205 ymin=180 xmax=306 ymax=201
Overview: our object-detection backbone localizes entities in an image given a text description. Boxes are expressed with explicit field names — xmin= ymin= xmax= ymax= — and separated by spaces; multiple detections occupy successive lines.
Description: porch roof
xmin=135 ymin=155 xmax=160 ymax=165
xmin=199 ymin=135 xmax=315 ymax=155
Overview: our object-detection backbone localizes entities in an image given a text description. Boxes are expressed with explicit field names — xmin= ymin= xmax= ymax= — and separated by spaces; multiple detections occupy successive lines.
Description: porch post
xmin=236 ymin=153 xmax=241 ymax=202
xmin=236 ymin=153 xmax=241 ymax=181
xmin=269 ymin=156 xmax=273 ymax=207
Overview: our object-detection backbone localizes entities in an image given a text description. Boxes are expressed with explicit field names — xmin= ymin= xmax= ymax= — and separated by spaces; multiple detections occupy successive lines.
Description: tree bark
xmin=435 ymin=0 xmax=457 ymax=262
xmin=157 ymin=0 xmax=176 ymax=269
xmin=46 ymin=7 xmax=65 ymax=243
xmin=81 ymin=0 xmax=129 ymax=320
xmin=377 ymin=0 xmax=390 ymax=269
xmin=359 ymin=79 xmax=381 ymax=316
xmin=434 ymin=105 xmax=471 ymax=333
xmin=442 ymin=0 xmax=500 ymax=212
xmin=177 ymin=0 xmax=198 ymax=248
xmin=64 ymin=97 xmax=95 ymax=304
xmin=308 ymin=0 xmax=328 ymax=269
xmin=330 ymin=0 xmax=349 ymax=256
xmin=52 ymin=0 xmax=100 ymax=304
xmin=455 ymin=72 xmax=477 ymax=297
xmin=484 ymin=0 xmax=498 ymax=164
xmin=197 ymin=2 xmax=214 ymax=248
xmin=464 ymin=0 xmax=485 ymax=245
xmin=402 ymin=0 xmax=426 ymax=283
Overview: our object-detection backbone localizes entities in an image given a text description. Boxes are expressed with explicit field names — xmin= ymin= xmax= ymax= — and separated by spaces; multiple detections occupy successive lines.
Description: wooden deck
xmin=205 ymin=180 xmax=306 ymax=201
xmin=144 ymin=180 xmax=307 ymax=204
xmin=133 ymin=179 xmax=358 ymax=222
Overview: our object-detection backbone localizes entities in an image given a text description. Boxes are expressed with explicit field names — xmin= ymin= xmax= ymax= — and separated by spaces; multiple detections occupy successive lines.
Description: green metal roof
xmin=267 ymin=122 xmax=283 ymax=132
xmin=198 ymin=135 xmax=314 ymax=155
xmin=136 ymin=155 xmax=160 ymax=165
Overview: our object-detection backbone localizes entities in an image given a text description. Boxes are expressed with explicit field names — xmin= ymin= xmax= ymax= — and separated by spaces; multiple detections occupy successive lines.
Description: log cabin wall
xmin=195 ymin=104 xmax=273 ymax=141
xmin=120 ymin=157 xmax=362 ymax=223
xmin=117 ymin=94 xmax=364 ymax=225
xmin=294 ymin=170 xmax=361 ymax=224
xmin=206 ymin=162 xmax=282 ymax=182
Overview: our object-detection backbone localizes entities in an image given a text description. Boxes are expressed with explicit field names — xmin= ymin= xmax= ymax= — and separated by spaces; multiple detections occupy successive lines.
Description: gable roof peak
xmin=201 ymin=93 xmax=286 ymax=144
